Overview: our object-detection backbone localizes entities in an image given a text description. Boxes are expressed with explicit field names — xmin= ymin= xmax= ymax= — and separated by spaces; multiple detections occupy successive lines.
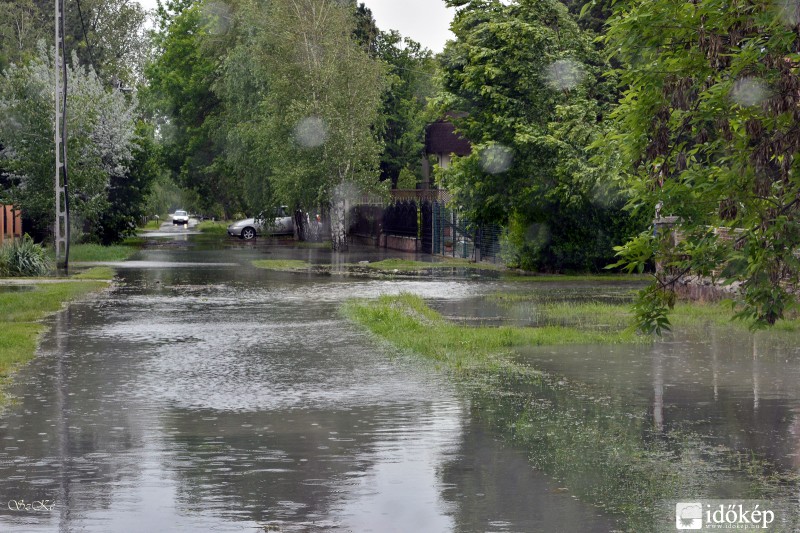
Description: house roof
xmin=425 ymin=121 xmax=472 ymax=157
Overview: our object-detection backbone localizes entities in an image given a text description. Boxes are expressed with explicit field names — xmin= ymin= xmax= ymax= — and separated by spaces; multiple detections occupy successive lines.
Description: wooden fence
xmin=0 ymin=204 xmax=22 ymax=245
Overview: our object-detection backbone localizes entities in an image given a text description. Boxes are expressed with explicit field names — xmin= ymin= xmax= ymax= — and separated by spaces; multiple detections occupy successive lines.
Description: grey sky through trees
xmin=135 ymin=0 xmax=456 ymax=52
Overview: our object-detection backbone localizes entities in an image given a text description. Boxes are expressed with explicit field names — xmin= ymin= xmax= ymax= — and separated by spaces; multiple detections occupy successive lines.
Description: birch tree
xmin=218 ymin=0 xmax=386 ymax=248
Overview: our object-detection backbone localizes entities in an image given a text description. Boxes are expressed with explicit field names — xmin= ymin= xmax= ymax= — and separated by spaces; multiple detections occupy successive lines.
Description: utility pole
xmin=54 ymin=0 xmax=69 ymax=271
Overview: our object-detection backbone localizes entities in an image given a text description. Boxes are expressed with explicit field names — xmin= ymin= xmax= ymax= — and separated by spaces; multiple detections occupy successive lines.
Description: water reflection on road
xmin=0 ymin=238 xmax=614 ymax=531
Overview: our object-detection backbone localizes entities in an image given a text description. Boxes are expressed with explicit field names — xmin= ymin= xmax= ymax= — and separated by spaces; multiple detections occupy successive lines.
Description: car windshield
xmin=175 ymin=210 xmax=187 ymax=216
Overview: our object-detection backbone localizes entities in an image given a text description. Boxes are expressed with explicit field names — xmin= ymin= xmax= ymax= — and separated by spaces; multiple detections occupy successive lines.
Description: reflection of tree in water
xmin=438 ymin=410 xmax=616 ymax=533
xmin=446 ymin=364 xmax=800 ymax=532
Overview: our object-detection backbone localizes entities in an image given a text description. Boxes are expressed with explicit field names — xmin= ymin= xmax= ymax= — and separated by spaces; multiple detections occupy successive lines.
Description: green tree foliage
xmin=0 ymin=0 xmax=149 ymax=87
xmin=374 ymin=30 xmax=438 ymax=188
xmin=438 ymin=0 xmax=643 ymax=271
xmin=0 ymin=0 xmax=49 ymax=72
xmin=561 ymin=0 xmax=613 ymax=35
xmin=64 ymin=0 xmax=150 ymax=87
xmin=214 ymin=0 xmax=386 ymax=247
xmin=353 ymin=6 xmax=436 ymax=189
xmin=0 ymin=47 xmax=140 ymax=242
xmin=605 ymin=0 xmax=800 ymax=330
xmin=91 ymin=121 xmax=160 ymax=244
xmin=145 ymin=0 xmax=237 ymax=217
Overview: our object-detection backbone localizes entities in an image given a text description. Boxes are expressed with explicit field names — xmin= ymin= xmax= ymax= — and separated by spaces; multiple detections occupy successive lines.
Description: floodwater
xmin=433 ymin=288 xmax=800 ymax=473
xmin=0 ymin=235 xmax=615 ymax=532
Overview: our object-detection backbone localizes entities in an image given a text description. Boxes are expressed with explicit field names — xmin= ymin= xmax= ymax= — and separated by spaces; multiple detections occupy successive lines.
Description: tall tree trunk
xmin=330 ymin=183 xmax=349 ymax=251
xmin=330 ymin=197 xmax=347 ymax=250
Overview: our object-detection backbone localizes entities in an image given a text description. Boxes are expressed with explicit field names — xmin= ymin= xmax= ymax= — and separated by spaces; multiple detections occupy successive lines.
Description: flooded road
xmin=0 ymin=236 xmax=615 ymax=532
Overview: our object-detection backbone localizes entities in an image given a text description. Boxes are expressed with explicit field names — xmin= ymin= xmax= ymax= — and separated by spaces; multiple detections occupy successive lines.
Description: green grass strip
xmin=0 ymin=281 xmax=108 ymax=323
xmin=69 ymin=241 xmax=141 ymax=262
xmin=0 ymin=281 xmax=108 ymax=404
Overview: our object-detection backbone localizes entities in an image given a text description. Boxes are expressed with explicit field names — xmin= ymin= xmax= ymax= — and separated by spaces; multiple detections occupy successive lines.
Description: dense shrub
xmin=0 ymin=235 xmax=51 ymax=277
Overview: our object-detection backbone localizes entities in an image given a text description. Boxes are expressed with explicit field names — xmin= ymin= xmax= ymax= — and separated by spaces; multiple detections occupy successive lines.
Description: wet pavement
xmin=0 ymin=235 xmax=616 ymax=532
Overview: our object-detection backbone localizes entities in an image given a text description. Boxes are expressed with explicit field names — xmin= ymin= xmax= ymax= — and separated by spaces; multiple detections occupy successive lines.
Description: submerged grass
xmin=346 ymin=294 xmax=800 ymax=532
xmin=0 ymin=281 xmax=108 ymax=405
xmin=501 ymin=273 xmax=649 ymax=282
xmin=72 ymin=266 xmax=116 ymax=280
xmin=294 ymin=241 xmax=332 ymax=249
xmin=251 ymin=259 xmax=312 ymax=270
xmin=361 ymin=258 xmax=505 ymax=271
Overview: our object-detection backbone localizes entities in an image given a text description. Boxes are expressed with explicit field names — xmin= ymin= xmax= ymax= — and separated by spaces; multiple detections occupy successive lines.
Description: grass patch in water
xmin=0 ymin=281 xmax=108 ymax=404
xmin=345 ymin=294 xmax=641 ymax=373
xmin=197 ymin=220 xmax=229 ymax=234
xmin=346 ymin=293 xmax=800 ymax=531
xmin=252 ymin=259 xmax=312 ymax=271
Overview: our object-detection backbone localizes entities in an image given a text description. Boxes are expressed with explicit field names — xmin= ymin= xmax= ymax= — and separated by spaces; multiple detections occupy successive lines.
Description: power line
xmin=75 ymin=0 xmax=97 ymax=68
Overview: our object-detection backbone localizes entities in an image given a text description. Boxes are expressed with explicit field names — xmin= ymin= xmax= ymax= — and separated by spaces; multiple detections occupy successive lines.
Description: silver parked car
xmin=227 ymin=207 xmax=294 ymax=240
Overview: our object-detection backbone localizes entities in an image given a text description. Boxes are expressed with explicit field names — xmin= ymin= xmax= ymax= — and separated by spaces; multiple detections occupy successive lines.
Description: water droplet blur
xmin=480 ymin=144 xmax=513 ymax=175
xmin=776 ymin=0 xmax=800 ymax=26
xmin=293 ymin=116 xmax=328 ymax=149
xmin=201 ymin=1 xmax=232 ymax=36
xmin=730 ymin=77 xmax=769 ymax=107
xmin=526 ymin=223 xmax=551 ymax=248
xmin=545 ymin=59 xmax=586 ymax=91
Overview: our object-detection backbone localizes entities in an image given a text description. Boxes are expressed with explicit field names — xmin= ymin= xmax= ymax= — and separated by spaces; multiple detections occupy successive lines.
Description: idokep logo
xmin=674 ymin=500 xmax=777 ymax=530
xmin=676 ymin=502 xmax=703 ymax=530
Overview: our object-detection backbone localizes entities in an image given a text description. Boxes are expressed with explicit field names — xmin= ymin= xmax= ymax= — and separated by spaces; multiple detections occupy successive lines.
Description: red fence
xmin=0 ymin=204 xmax=22 ymax=245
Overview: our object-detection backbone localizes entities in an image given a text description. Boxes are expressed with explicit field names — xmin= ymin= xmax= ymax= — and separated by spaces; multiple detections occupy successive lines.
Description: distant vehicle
xmin=172 ymin=210 xmax=190 ymax=225
xmin=227 ymin=206 xmax=294 ymax=240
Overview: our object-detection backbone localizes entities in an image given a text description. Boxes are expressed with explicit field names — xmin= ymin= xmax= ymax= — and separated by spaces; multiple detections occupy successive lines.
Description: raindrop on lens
xmin=294 ymin=116 xmax=328 ymax=149
xmin=545 ymin=59 xmax=586 ymax=91
xmin=776 ymin=0 xmax=800 ymax=27
xmin=730 ymin=77 xmax=769 ymax=107
xmin=201 ymin=2 xmax=231 ymax=36
xmin=480 ymin=144 xmax=513 ymax=174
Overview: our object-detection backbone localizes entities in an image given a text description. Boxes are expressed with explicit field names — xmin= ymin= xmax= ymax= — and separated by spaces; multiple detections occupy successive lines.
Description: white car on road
xmin=172 ymin=210 xmax=190 ymax=225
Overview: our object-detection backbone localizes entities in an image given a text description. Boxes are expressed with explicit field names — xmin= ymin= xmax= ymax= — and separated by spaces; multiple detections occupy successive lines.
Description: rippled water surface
xmin=0 ymin=238 xmax=615 ymax=532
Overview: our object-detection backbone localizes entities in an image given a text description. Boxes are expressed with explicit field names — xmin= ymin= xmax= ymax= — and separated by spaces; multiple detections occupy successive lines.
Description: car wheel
xmin=241 ymin=227 xmax=256 ymax=240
